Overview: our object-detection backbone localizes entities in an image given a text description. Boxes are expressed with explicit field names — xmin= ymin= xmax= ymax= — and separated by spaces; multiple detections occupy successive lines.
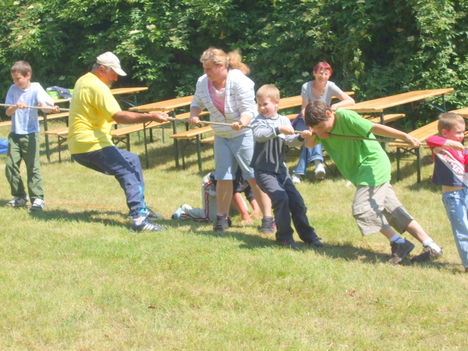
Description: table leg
xmin=172 ymin=111 xmax=180 ymax=168
xmin=43 ymin=114 xmax=51 ymax=162
xmin=196 ymin=135 xmax=202 ymax=172
xmin=379 ymin=112 xmax=387 ymax=151
xmin=416 ymin=147 xmax=422 ymax=183
xmin=143 ymin=122 xmax=149 ymax=168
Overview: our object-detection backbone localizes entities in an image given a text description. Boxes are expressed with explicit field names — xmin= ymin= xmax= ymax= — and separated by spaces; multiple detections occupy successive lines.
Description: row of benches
xmin=4 ymin=102 xmax=462 ymax=184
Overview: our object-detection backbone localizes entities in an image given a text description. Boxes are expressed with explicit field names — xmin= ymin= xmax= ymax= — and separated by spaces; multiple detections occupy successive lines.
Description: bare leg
xmin=232 ymin=192 xmax=252 ymax=223
xmin=380 ymin=227 xmax=397 ymax=240
xmin=249 ymin=198 xmax=261 ymax=219
xmin=405 ymin=219 xmax=431 ymax=243
xmin=247 ymin=178 xmax=272 ymax=217
xmin=216 ymin=180 xmax=233 ymax=216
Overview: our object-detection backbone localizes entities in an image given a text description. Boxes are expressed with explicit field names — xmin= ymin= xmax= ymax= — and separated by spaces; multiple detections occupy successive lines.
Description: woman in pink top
xmin=189 ymin=48 xmax=272 ymax=232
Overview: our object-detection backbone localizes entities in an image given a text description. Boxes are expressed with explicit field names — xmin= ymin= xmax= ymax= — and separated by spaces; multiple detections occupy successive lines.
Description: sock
xmin=390 ymin=234 xmax=405 ymax=244
xmin=423 ymin=239 xmax=442 ymax=253
xmin=313 ymin=159 xmax=322 ymax=166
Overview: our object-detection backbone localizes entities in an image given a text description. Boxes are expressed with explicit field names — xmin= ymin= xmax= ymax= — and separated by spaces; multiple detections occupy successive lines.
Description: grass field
xmin=0 ymin=123 xmax=466 ymax=350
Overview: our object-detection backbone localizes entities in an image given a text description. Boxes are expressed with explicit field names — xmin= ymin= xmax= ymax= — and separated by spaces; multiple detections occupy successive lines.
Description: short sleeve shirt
xmin=68 ymin=72 xmax=122 ymax=154
xmin=316 ymin=109 xmax=391 ymax=186
xmin=301 ymin=81 xmax=344 ymax=105
xmin=5 ymin=82 xmax=54 ymax=134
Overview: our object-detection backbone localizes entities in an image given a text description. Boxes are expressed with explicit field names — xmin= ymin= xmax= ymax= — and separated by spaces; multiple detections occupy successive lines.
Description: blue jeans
xmin=72 ymin=146 xmax=147 ymax=218
xmin=291 ymin=117 xmax=323 ymax=176
xmin=442 ymin=188 xmax=468 ymax=268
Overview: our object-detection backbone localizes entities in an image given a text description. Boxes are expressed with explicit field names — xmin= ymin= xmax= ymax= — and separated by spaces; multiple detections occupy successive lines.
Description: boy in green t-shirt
xmin=303 ymin=101 xmax=443 ymax=264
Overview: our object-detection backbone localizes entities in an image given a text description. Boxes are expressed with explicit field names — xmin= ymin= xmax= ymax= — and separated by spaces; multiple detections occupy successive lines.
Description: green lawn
xmin=0 ymin=124 xmax=466 ymax=350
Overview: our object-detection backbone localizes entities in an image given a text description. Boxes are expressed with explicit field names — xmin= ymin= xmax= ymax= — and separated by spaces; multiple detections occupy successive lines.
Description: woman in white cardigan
xmin=189 ymin=47 xmax=272 ymax=232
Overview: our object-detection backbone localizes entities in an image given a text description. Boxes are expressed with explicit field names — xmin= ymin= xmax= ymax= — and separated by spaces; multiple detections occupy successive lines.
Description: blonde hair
xmin=438 ymin=112 xmax=465 ymax=133
xmin=256 ymin=84 xmax=280 ymax=102
xmin=200 ymin=47 xmax=250 ymax=75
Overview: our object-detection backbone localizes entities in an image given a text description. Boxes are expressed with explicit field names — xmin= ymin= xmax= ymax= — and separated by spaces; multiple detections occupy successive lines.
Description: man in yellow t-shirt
xmin=68 ymin=51 xmax=168 ymax=232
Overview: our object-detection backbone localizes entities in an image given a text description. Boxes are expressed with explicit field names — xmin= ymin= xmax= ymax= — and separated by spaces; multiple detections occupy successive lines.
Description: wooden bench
xmin=367 ymin=113 xmax=406 ymax=124
xmin=388 ymin=120 xmax=439 ymax=182
xmin=170 ymin=126 xmax=213 ymax=171
xmin=43 ymin=127 xmax=69 ymax=162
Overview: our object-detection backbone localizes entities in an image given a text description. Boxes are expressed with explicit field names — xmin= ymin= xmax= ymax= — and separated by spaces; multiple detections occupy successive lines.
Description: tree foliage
xmin=0 ymin=0 xmax=466 ymax=112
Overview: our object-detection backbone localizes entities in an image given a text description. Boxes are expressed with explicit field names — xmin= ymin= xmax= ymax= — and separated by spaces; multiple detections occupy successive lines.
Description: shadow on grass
xmin=175 ymin=220 xmax=454 ymax=269
xmin=29 ymin=208 xmax=128 ymax=228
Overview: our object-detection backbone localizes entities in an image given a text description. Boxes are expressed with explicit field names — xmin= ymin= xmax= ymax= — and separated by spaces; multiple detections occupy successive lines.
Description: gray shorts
xmin=214 ymin=131 xmax=255 ymax=181
xmin=352 ymin=182 xmax=413 ymax=236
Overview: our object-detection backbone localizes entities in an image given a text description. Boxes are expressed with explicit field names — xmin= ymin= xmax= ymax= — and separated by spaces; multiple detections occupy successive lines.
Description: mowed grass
xmin=0 ymin=123 xmax=466 ymax=350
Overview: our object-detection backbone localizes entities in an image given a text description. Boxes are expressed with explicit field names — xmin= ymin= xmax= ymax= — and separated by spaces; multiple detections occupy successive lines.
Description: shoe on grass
xmin=6 ymin=196 xmax=28 ymax=208
xmin=277 ymin=239 xmax=301 ymax=250
xmin=128 ymin=208 xmax=164 ymax=220
xmin=146 ymin=208 xmax=164 ymax=220
xmin=388 ymin=240 xmax=415 ymax=264
xmin=411 ymin=246 xmax=443 ymax=263
xmin=291 ymin=174 xmax=303 ymax=184
xmin=131 ymin=217 xmax=166 ymax=232
xmin=30 ymin=198 xmax=45 ymax=211
xmin=214 ymin=215 xmax=230 ymax=232
xmin=314 ymin=163 xmax=326 ymax=180
xmin=259 ymin=216 xmax=275 ymax=234
xmin=305 ymin=237 xmax=325 ymax=248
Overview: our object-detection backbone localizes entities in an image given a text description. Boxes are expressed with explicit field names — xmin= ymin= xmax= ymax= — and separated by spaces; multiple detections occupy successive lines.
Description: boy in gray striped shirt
xmin=251 ymin=84 xmax=323 ymax=249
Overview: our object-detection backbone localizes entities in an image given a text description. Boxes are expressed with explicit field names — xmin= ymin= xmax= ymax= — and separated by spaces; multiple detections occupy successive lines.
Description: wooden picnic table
xmin=129 ymin=95 xmax=194 ymax=168
xmin=346 ymin=88 xmax=454 ymax=151
xmin=277 ymin=91 xmax=354 ymax=111
xmin=346 ymin=88 xmax=454 ymax=114
xmin=450 ymin=107 xmax=468 ymax=118
xmin=129 ymin=95 xmax=193 ymax=113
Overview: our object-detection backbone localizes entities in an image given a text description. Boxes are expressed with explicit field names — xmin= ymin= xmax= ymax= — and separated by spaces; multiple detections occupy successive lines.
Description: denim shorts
xmin=214 ymin=131 xmax=255 ymax=181
xmin=352 ymin=182 xmax=414 ymax=235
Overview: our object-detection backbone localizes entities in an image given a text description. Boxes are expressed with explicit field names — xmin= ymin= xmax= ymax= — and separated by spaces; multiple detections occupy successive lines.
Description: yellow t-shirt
xmin=68 ymin=72 xmax=122 ymax=154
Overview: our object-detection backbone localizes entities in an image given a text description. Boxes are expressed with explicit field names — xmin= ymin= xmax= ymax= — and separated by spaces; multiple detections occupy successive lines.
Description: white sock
xmin=390 ymin=234 xmax=405 ymax=244
xmin=423 ymin=239 xmax=442 ymax=253
xmin=314 ymin=159 xmax=322 ymax=166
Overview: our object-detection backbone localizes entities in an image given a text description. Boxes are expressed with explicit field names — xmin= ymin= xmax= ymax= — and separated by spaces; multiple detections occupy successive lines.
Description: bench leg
xmin=196 ymin=135 xmax=202 ymax=172
xmin=143 ymin=124 xmax=149 ymax=168
xmin=172 ymin=119 xmax=180 ymax=168
xmin=396 ymin=148 xmax=401 ymax=181
xmin=57 ymin=135 xmax=64 ymax=163
xmin=181 ymin=139 xmax=186 ymax=169
xmin=416 ymin=147 xmax=421 ymax=183
xmin=43 ymin=115 xmax=51 ymax=162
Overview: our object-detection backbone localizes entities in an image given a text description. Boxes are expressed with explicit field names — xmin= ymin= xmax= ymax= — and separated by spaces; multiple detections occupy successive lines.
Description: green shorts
xmin=352 ymin=182 xmax=413 ymax=236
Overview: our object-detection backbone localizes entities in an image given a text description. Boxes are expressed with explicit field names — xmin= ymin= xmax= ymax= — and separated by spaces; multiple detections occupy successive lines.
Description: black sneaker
xmin=131 ymin=217 xmax=166 ymax=232
xmin=146 ymin=208 xmax=164 ymax=219
xmin=305 ymin=237 xmax=325 ymax=248
xmin=276 ymin=239 xmax=301 ymax=250
xmin=388 ymin=240 xmax=415 ymax=264
xmin=214 ymin=215 xmax=230 ymax=232
xmin=411 ymin=246 xmax=443 ymax=263
xmin=127 ymin=208 xmax=163 ymax=220
xmin=259 ymin=216 xmax=275 ymax=234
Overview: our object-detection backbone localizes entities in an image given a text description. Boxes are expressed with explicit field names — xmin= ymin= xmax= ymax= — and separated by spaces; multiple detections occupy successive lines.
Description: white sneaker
xmin=6 ymin=196 xmax=28 ymax=208
xmin=291 ymin=174 xmax=302 ymax=184
xmin=314 ymin=163 xmax=326 ymax=180
xmin=30 ymin=198 xmax=45 ymax=211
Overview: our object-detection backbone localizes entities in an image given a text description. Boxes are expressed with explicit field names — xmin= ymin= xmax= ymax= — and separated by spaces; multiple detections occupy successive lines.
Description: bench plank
xmin=170 ymin=126 xmax=213 ymax=171
xmin=388 ymin=120 xmax=439 ymax=183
